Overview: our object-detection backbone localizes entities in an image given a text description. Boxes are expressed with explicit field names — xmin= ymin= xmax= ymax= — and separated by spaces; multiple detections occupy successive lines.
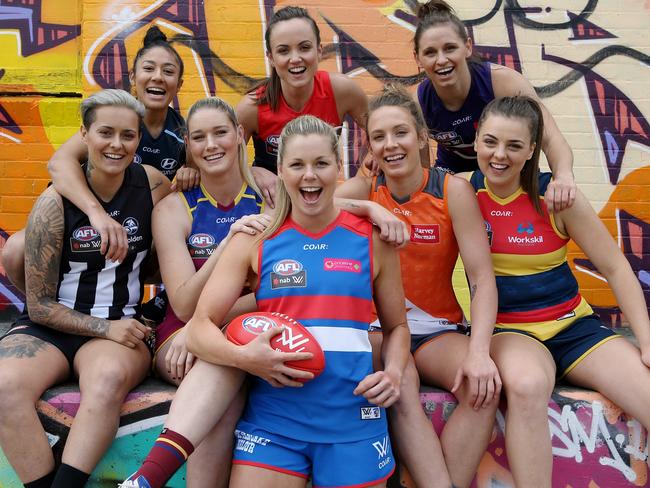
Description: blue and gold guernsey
xmin=245 ymin=211 xmax=384 ymax=443
xmin=154 ymin=182 xmax=264 ymax=351
xmin=470 ymin=171 xmax=593 ymax=341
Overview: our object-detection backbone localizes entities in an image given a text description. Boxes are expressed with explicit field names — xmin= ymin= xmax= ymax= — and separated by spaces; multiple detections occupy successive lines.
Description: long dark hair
xmin=252 ymin=6 xmax=321 ymax=111
xmin=131 ymin=26 xmax=184 ymax=82
xmin=413 ymin=1 xmax=481 ymax=63
xmin=476 ymin=96 xmax=545 ymax=214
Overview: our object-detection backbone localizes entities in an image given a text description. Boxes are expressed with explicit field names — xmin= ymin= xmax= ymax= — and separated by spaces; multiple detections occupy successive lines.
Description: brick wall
xmin=1 ymin=1 xmax=649 ymax=322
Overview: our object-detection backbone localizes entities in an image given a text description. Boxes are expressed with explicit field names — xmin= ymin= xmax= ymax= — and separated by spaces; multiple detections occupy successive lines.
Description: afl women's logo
xmin=273 ymin=259 xmax=303 ymax=276
xmin=242 ymin=315 xmax=277 ymax=334
xmin=189 ymin=233 xmax=215 ymax=248
xmin=73 ymin=226 xmax=99 ymax=241
xmin=123 ymin=217 xmax=139 ymax=235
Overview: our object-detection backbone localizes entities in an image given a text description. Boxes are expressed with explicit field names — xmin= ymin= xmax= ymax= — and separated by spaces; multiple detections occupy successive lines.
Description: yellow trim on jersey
xmin=178 ymin=192 xmax=195 ymax=220
xmin=482 ymin=181 xmax=526 ymax=206
xmin=559 ymin=335 xmax=622 ymax=379
xmin=496 ymin=297 xmax=594 ymax=341
xmin=492 ymin=247 xmax=568 ymax=276
xmin=200 ymin=181 xmax=248 ymax=208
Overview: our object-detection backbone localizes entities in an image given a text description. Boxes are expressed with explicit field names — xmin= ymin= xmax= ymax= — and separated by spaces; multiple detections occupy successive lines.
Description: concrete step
xmin=1 ymin=324 xmax=646 ymax=487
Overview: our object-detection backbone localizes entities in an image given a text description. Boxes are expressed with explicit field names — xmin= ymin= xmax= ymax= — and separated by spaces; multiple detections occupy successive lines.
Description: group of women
xmin=1 ymin=2 xmax=649 ymax=488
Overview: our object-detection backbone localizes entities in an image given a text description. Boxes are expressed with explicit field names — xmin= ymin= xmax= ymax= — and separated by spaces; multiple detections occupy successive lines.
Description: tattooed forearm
xmin=24 ymin=190 xmax=110 ymax=338
xmin=470 ymin=284 xmax=478 ymax=301
xmin=0 ymin=334 xmax=51 ymax=359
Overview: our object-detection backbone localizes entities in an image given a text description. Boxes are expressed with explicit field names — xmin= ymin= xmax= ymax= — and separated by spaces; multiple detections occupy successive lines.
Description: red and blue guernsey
xmin=418 ymin=62 xmax=495 ymax=173
xmin=247 ymin=211 xmax=385 ymax=443
xmin=155 ymin=183 xmax=264 ymax=351
xmin=470 ymin=171 xmax=593 ymax=341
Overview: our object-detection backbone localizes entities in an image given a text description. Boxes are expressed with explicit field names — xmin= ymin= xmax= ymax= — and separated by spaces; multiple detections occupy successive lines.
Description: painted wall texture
xmin=0 ymin=1 xmax=649 ymax=323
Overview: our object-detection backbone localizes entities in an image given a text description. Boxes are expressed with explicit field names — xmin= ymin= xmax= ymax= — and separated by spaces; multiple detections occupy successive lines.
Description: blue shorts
xmin=232 ymin=420 xmax=395 ymax=487
xmin=410 ymin=328 xmax=465 ymax=355
xmin=493 ymin=314 xmax=620 ymax=378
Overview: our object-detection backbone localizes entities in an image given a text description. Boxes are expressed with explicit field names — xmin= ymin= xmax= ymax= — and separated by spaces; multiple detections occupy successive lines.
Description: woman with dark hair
xmin=336 ymin=83 xmax=499 ymax=488
xmin=236 ymin=6 xmax=368 ymax=175
xmin=466 ymin=96 xmax=650 ymax=487
xmin=413 ymin=0 xmax=576 ymax=213
xmin=0 ymin=89 xmax=170 ymax=488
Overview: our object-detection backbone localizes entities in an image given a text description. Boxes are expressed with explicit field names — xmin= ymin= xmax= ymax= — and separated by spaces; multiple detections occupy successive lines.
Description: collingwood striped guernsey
xmin=57 ymin=163 xmax=153 ymax=319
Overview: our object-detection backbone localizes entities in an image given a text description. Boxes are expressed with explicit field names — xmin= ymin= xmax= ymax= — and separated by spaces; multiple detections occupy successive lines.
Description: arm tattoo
xmin=150 ymin=178 xmax=163 ymax=192
xmin=24 ymin=193 xmax=110 ymax=337
xmin=85 ymin=159 xmax=95 ymax=182
xmin=470 ymin=284 xmax=478 ymax=302
xmin=341 ymin=201 xmax=361 ymax=209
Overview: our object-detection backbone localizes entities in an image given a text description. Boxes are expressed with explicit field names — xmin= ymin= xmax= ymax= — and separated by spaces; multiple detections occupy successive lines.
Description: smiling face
xmin=367 ymin=105 xmax=426 ymax=179
xmin=81 ymin=105 xmax=141 ymax=175
xmin=130 ymin=46 xmax=183 ymax=111
xmin=267 ymin=17 xmax=322 ymax=91
xmin=278 ymin=133 xmax=340 ymax=227
xmin=186 ymin=107 xmax=242 ymax=179
xmin=475 ymin=113 xmax=536 ymax=196
xmin=414 ymin=23 xmax=472 ymax=90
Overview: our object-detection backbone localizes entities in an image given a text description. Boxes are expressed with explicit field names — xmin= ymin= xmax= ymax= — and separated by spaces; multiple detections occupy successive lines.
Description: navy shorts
xmin=369 ymin=325 xmax=465 ymax=355
xmin=232 ymin=420 xmax=395 ymax=487
xmin=1 ymin=314 xmax=92 ymax=367
xmin=493 ymin=314 xmax=620 ymax=378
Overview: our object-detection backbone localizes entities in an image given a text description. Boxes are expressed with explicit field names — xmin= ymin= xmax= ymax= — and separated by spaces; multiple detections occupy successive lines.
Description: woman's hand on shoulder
xmin=87 ymin=207 xmax=129 ymax=263
xmin=171 ymin=166 xmax=201 ymax=192
xmin=250 ymin=166 xmax=278 ymax=209
xmin=544 ymin=172 xmax=577 ymax=213
xmin=227 ymin=214 xmax=272 ymax=240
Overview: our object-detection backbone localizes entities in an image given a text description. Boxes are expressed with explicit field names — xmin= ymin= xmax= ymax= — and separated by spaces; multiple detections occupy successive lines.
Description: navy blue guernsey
xmin=134 ymin=107 xmax=185 ymax=180
xmin=417 ymin=62 xmax=495 ymax=173
xmin=58 ymin=164 xmax=153 ymax=320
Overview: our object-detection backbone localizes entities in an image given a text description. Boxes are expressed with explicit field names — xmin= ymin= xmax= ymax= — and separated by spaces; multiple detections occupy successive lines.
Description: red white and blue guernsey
xmin=246 ymin=211 xmax=386 ymax=443
xmin=470 ymin=170 xmax=593 ymax=341
xmin=418 ymin=62 xmax=495 ymax=173
xmin=154 ymin=182 xmax=264 ymax=352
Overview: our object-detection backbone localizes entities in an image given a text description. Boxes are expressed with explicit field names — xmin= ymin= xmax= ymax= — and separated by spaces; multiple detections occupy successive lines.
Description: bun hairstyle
xmin=413 ymin=1 xmax=472 ymax=56
xmin=131 ymin=25 xmax=184 ymax=80
xmin=252 ymin=6 xmax=321 ymax=111
xmin=367 ymin=83 xmax=427 ymax=135
xmin=476 ymin=96 xmax=545 ymax=214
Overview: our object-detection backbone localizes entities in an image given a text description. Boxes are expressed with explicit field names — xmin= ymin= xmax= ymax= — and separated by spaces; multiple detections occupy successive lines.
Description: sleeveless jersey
xmin=58 ymin=163 xmax=153 ymax=319
xmin=245 ymin=211 xmax=385 ymax=443
xmin=158 ymin=183 xmax=265 ymax=333
xmin=418 ymin=62 xmax=495 ymax=173
xmin=369 ymin=168 xmax=463 ymax=334
xmin=134 ymin=107 xmax=185 ymax=180
xmin=253 ymin=71 xmax=341 ymax=173
xmin=470 ymin=171 xmax=593 ymax=340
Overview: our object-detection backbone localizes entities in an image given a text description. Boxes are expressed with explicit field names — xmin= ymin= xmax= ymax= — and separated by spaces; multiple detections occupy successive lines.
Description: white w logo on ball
xmin=274 ymin=328 xmax=309 ymax=352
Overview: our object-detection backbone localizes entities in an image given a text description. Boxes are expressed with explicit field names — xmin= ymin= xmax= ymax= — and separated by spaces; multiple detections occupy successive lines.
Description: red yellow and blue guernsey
xmin=154 ymin=182 xmax=264 ymax=352
xmin=369 ymin=168 xmax=464 ymax=334
xmin=245 ymin=211 xmax=386 ymax=444
xmin=470 ymin=171 xmax=593 ymax=341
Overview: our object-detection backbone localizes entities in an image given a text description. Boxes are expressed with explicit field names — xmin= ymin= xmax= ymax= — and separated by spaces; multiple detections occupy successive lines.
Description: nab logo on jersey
xmin=189 ymin=233 xmax=215 ymax=248
xmin=242 ymin=316 xmax=277 ymax=335
xmin=160 ymin=158 xmax=178 ymax=170
xmin=73 ymin=226 xmax=99 ymax=241
xmin=273 ymin=260 xmax=303 ymax=276
xmin=123 ymin=218 xmax=139 ymax=236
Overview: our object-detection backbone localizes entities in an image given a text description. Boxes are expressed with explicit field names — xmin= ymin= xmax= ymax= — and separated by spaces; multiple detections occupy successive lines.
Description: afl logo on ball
xmin=73 ymin=226 xmax=99 ymax=241
xmin=123 ymin=217 xmax=139 ymax=236
xmin=242 ymin=316 xmax=277 ymax=334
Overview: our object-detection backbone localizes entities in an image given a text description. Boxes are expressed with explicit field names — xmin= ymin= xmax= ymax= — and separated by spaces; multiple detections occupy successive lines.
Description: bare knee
xmin=79 ymin=361 xmax=134 ymax=408
xmin=0 ymin=369 xmax=40 ymax=418
xmin=503 ymin=373 xmax=553 ymax=413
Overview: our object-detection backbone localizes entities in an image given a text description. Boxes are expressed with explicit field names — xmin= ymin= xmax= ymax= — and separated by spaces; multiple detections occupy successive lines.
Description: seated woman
xmin=465 ymin=96 xmax=650 ymax=487
xmin=188 ymin=114 xmax=409 ymax=488
xmin=0 ymin=89 xmax=170 ymax=488
xmin=336 ymin=84 xmax=499 ymax=488
xmin=151 ymin=96 xmax=271 ymax=487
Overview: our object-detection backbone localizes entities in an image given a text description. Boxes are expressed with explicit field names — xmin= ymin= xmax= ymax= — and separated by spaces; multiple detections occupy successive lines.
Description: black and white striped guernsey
xmin=56 ymin=164 xmax=153 ymax=320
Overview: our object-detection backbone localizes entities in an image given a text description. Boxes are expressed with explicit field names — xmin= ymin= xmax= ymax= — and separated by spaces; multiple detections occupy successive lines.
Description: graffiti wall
xmin=0 ymin=2 xmax=649 ymax=321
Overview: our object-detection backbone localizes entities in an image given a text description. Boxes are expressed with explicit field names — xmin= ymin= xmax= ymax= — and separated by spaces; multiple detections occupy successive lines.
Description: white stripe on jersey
xmin=164 ymin=129 xmax=183 ymax=143
xmin=57 ymin=261 xmax=88 ymax=309
xmin=90 ymin=260 xmax=118 ymax=318
xmin=306 ymin=326 xmax=372 ymax=353
xmin=123 ymin=250 xmax=148 ymax=318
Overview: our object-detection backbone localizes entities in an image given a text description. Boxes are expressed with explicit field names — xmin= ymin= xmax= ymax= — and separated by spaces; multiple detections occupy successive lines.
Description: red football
xmin=226 ymin=311 xmax=325 ymax=381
